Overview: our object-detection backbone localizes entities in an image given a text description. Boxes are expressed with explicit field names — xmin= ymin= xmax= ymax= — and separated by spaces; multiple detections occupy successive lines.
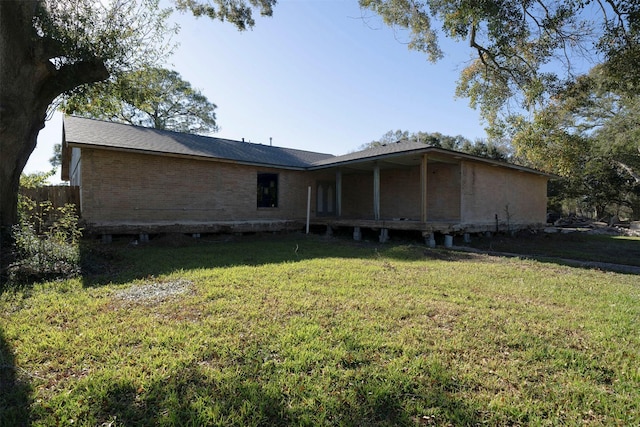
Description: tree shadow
xmin=57 ymin=361 xmax=480 ymax=426
xmin=0 ymin=328 xmax=32 ymax=427
xmin=79 ymin=231 xmax=494 ymax=288
xmin=79 ymin=232 xmax=409 ymax=287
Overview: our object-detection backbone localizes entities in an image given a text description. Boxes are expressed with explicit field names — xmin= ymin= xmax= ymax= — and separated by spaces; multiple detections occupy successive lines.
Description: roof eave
xmin=65 ymin=141 xmax=310 ymax=171
xmin=308 ymin=146 xmax=554 ymax=177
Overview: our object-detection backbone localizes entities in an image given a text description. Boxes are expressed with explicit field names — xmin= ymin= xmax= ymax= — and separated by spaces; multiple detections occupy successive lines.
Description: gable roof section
xmin=63 ymin=116 xmax=335 ymax=169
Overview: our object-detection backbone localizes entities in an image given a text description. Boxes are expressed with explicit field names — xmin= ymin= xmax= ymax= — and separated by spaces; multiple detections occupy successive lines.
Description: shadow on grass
xmin=0 ymin=329 xmax=31 ymax=427
xmin=464 ymin=232 xmax=640 ymax=275
xmin=59 ymin=363 xmax=480 ymax=426
xmin=79 ymin=232 xmax=481 ymax=287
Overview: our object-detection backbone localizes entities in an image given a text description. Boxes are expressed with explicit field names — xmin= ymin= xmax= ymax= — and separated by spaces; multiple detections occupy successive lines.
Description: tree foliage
xmin=359 ymin=0 xmax=640 ymax=131
xmin=175 ymin=0 xmax=276 ymax=30
xmin=510 ymin=65 xmax=640 ymax=218
xmin=62 ymin=67 xmax=219 ymax=134
xmin=362 ymin=129 xmax=511 ymax=161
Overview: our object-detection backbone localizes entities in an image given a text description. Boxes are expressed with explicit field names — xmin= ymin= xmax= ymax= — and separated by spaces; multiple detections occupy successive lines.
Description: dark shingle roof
xmin=64 ymin=116 xmax=552 ymax=177
xmin=311 ymin=140 xmax=429 ymax=167
xmin=63 ymin=116 xmax=335 ymax=169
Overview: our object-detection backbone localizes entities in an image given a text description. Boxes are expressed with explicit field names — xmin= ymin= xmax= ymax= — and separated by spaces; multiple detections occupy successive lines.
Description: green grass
xmin=1 ymin=234 xmax=639 ymax=426
xmin=467 ymin=232 xmax=640 ymax=267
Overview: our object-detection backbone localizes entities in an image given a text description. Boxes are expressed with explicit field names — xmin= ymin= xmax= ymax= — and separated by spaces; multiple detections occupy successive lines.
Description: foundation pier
xmin=353 ymin=226 xmax=362 ymax=241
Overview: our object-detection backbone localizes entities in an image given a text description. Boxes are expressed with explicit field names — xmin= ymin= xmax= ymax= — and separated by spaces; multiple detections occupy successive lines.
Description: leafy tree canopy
xmin=509 ymin=65 xmax=640 ymax=218
xmin=62 ymin=67 xmax=219 ymax=134
xmin=362 ymin=129 xmax=511 ymax=161
xmin=359 ymin=0 xmax=640 ymax=132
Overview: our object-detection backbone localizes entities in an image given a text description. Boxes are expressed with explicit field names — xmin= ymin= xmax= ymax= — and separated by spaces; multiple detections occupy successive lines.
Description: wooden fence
xmin=20 ymin=185 xmax=80 ymax=215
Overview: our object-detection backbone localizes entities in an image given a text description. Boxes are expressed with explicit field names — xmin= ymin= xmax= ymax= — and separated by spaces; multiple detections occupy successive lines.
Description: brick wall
xmin=80 ymin=149 xmax=310 ymax=223
xmin=426 ymin=163 xmax=461 ymax=221
xmin=341 ymin=172 xmax=373 ymax=218
xmin=461 ymin=161 xmax=547 ymax=225
xmin=380 ymin=167 xmax=421 ymax=219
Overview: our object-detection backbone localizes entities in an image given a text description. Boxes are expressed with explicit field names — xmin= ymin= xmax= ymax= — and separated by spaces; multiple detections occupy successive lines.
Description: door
xmin=316 ymin=181 xmax=335 ymax=216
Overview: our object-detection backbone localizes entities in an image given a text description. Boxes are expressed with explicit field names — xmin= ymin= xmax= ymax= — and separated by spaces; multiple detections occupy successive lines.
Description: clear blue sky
xmin=26 ymin=0 xmax=487 ymax=179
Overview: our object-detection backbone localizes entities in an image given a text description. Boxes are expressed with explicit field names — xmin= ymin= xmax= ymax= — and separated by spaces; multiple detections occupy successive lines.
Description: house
xmin=61 ymin=116 xmax=551 ymax=242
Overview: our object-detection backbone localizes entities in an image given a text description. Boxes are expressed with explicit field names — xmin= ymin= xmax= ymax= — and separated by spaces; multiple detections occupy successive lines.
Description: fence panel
xmin=20 ymin=186 xmax=81 ymax=214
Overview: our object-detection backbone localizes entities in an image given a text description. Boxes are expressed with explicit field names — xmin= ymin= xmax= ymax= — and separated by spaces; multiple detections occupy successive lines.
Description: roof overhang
xmin=308 ymin=146 xmax=555 ymax=178
xmin=64 ymin=140 xmax=310 ymax=171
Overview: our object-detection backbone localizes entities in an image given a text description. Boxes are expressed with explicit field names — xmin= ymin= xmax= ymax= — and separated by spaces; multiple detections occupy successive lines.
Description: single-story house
xmin=61 ymin=116 xmax=551 ymax=241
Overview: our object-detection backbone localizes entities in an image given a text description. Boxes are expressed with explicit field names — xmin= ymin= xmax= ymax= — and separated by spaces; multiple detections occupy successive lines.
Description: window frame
xmin=257 ymin=172 xmax=279 ymax=208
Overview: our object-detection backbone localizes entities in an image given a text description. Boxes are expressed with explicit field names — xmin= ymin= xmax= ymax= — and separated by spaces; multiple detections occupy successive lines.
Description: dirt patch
xmin=113 ymin=278 xmax=193 ymax=305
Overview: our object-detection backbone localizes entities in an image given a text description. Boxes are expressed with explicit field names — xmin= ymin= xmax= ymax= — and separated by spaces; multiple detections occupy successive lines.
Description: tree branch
xmin=614 ymin=160 xmax=640 ymax=184
xmin=39 ymin=59 xmax=110 ymax=105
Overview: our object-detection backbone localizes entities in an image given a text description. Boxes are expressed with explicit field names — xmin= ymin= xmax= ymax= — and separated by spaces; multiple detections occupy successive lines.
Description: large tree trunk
xmin=0 ymin=1 xmax=108 ymax=279
xmin=0 ymin=1 xmax=43 ymax=239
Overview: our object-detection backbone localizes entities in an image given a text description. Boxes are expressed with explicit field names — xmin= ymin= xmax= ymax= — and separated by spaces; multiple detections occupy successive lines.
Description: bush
xmin=7 ymin=198 xmax=82 ymax=285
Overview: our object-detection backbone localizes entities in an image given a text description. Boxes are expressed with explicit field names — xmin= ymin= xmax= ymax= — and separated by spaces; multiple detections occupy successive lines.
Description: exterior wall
xmin=79 ymin=148 xmax=310 ymax=223
xmin=341 ymin=173 xmax=373 ymax=218
xmin=380 ymin=167 xmax=421 ymax=219
xmin=426 ymin=162 xmax=461 ymax=221
xmin=461 ymin=161 xmax=548 ymax=226
xmin=310 ymin=171 xmax=337 ymax=217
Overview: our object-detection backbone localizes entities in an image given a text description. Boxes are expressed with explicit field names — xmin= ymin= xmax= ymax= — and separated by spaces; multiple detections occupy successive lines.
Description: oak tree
xmin=62 ymin=67 xmax=219 ymax=134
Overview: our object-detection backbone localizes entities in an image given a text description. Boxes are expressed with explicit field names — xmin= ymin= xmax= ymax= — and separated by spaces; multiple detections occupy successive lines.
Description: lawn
xmin=467 ymin=231 xmax=640 ymax=267
xmin=1 ymin=233 xmax=638 ymax=426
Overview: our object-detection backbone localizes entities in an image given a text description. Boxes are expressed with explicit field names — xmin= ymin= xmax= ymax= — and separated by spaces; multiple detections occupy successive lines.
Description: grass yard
xmin=1 ymin=233 xmax=639 ymax=426
xmin=467 ymin=231 xmax=640 ymax=267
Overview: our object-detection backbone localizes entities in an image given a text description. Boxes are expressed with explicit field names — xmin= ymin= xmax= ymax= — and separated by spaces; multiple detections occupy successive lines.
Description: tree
xmin=362 ymin=130 xmax=510 ymax=160
xmin=510 ymin=65 xmax=640 ymax=218
xmin=0 ymin=0 xmax=273 ymax=241
xmin=359 ymin=1 xmax=640 ymax=133
xmin=61 ymin=67 xmax=219 ymax=134
xmin=0 ymin=0 xmax=169 ymax=238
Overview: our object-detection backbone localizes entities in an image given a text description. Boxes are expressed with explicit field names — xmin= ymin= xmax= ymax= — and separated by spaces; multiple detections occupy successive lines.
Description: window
xmin=257 ymin=173 xmax=278 ymax=207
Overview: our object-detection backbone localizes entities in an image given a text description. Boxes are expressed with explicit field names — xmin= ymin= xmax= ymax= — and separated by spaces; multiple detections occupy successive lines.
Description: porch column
xmin=335 ymin=169 xmax=342 ymax=217
xmin=373 ymin=164 xmax=380 ymax=220
xmin=420 ymin=154 xmax=428 ymax=222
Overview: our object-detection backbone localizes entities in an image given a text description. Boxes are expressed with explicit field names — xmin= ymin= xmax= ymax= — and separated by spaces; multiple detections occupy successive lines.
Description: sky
xmin=26 ymin=0 xmax=487 ymax=181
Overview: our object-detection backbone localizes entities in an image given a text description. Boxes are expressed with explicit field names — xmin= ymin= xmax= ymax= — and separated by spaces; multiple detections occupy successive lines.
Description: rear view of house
xmin=62 ymin=116 xmax=550 ymax=240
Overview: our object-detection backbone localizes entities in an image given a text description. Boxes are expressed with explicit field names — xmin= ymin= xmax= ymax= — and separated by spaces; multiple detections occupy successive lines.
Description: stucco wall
xmin=461 ymin=161 xmax=548 ymax=226
xmin=79 ymin=149 xmax=310 ymax=223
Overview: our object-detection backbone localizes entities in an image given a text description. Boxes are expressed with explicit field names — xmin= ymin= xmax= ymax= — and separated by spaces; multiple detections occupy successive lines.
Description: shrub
xmin=7 ymin=197 xmax=82 ymax=285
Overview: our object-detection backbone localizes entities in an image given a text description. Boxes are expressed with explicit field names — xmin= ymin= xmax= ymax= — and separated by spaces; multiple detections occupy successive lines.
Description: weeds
xmin=6 ymin=197 xmax=82 ymax=285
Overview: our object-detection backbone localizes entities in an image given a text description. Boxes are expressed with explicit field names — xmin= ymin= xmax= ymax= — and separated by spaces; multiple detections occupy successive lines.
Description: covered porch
xmin=308 ymin=151 xmax=466 ymax=242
